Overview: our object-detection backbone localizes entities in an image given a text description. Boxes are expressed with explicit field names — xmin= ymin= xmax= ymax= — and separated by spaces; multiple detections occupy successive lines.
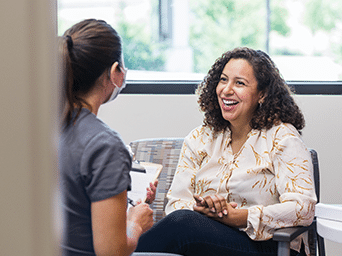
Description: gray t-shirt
xmin=59 ymin=108 xmax=131 ymax=255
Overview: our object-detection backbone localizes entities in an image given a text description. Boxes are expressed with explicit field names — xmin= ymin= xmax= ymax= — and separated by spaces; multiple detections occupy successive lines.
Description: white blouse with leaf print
xmin=165 ymin=123 xmax=317 ymax=255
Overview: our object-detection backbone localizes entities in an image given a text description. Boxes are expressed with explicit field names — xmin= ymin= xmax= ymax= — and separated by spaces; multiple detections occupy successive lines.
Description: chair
xmin=129 ymin=138 xmax=184 ymax=222
xmin=130 ymin=139 xmax=325 ymax=255
xmin=273 ymin=149 xmax=325 ymax=256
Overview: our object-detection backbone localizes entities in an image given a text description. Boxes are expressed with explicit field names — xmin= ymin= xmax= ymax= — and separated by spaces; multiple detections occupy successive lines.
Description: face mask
xmin=107 ymin=67 xmax=127 ymax=103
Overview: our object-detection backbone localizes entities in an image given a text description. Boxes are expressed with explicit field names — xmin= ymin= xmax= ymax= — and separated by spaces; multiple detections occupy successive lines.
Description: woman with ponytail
xmin=59 ymin=19 xmax=156 ymax=256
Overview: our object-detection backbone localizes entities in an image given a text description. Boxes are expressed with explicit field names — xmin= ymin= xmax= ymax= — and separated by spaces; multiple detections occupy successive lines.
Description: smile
xmin=223 ymin=99 xmax=239 ymax=106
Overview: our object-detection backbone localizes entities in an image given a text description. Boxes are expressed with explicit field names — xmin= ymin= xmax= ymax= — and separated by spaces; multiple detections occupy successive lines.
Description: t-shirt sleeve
xmin=80 ymin=131 xmax=132 ymax=202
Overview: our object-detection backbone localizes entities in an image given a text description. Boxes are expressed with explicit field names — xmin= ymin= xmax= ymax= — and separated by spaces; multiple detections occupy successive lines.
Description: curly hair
xmin=197 ymin=47 xmax=305 ymax=134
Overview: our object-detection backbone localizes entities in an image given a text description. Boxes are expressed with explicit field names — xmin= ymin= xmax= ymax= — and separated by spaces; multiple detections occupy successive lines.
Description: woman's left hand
xmin=193 ymin=194 xmax=239 ymax=218
xmin=145 ymin=180 xmax=158 ymax=204
xmin=193 ymin=194 xmax=228 ymax=217
xmin=193 ymin=195 xmax=247 ymax=228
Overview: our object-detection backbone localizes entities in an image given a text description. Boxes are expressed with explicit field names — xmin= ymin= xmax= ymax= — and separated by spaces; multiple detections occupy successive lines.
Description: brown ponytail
xmin=59 ymin=19 xmax=122 ymax=127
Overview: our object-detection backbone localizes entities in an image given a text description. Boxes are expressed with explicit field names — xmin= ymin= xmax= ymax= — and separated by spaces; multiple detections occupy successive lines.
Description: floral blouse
xmin=165 ymin=123 xmax=317 ymax=254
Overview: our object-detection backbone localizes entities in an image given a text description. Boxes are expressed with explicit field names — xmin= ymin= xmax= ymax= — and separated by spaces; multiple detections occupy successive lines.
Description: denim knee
xmin=164 ymin=209 xmax=205 ymax=230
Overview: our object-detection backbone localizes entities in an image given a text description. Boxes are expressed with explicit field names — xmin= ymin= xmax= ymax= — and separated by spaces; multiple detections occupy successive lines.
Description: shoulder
xmin=61 ymin=108 xmax=128 ymax=160
xmin=186 ymin=125 xmax=212 ymax=140
xmin=78 ymin=109 xmax=124 ymax=146
xmin=82 ymin=122 xmax=128 ymax=162
xmin=187 ymin=124 xmax=230 ymax=140
xmin=267 ymin=122 xmax=301 ymax=140
xmin=184 ymin=125 xmax=231 ymax=156
xmin=185 ymin=125 xmax=224 ymax=146
xmin=266 ymin=122 xmax=310 ymax=156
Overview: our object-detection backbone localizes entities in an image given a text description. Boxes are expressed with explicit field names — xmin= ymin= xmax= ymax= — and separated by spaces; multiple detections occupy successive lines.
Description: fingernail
xmin=211 ymin=208 xmax=216 ymax=213
xmin=223 ymin=210 xmax=228 ymax=215
xmin=218 ymin=212 xmax=223 ymax=218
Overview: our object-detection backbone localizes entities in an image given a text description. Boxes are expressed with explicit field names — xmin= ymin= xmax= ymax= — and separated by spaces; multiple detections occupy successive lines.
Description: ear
xmin=109 ymin=62 xmax=123 ymax=88
xmin=258 ymin=91 xmax=266 ymax=104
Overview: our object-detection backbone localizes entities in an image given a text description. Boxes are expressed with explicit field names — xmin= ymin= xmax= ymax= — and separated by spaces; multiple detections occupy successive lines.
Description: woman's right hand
xmin=127 ymin=202 xmax=154 ymax=234
xmin=194 ymin=194 xmax=237 ymax=218
xmin=125 ymin=201 xmax=153 ymax=255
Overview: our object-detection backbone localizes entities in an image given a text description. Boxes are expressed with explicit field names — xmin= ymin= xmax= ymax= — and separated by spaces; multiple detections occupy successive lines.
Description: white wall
xmin=99 ymin=93 xmax=342 ymax=255
xmin=297 ymin=95 xmax=342 ymax=255
xmin=0 ymin=0 xmax=58 ymax=255
xmin=99 ymin=95 xmax=203 ymax=142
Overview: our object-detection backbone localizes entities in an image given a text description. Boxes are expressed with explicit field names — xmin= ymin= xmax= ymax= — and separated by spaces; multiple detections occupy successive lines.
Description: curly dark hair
xmin=197 ymin=47 xmax=305 ymax=134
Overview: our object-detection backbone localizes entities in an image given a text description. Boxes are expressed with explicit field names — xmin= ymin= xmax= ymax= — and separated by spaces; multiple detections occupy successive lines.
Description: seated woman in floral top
xmin=135 ymin=47 xmax=316 ymax=256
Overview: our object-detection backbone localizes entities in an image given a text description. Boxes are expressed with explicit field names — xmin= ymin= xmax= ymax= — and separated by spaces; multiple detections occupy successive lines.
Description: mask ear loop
xmin=121 ymin=67 xmax=128 ymax=84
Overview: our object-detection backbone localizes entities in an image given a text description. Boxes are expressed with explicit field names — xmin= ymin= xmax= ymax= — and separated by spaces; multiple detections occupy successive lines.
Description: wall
xmin=0 ymin=0 xmax=58 ymax=255
xmin=98 ymin=93 xmax=342 ymax=255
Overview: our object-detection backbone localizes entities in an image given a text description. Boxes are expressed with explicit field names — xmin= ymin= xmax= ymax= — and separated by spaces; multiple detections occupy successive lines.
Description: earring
xmin=259 ymin=101 xmax=262 ymax=108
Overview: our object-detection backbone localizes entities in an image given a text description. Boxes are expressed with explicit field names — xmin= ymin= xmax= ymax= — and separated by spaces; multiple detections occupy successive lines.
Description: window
xmin=58 ymin=0 xmax=342 ymax=93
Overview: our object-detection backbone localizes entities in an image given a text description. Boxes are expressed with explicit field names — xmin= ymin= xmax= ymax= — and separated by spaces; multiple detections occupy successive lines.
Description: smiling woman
xmin=134 ymin=47 xmax=315 ymax=256
xmin=216 ymin=58 xmax=262 ymax=134
xmin=197 ymin=48 xmax=304 ymax=134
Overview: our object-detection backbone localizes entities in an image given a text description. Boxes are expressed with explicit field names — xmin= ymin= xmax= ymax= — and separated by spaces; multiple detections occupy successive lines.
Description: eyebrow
xmin=220 ymin=72 xmax=249 ymax=83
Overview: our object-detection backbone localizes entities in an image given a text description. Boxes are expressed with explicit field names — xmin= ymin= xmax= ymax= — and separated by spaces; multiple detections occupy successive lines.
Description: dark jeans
xmin=136 ymin=209 xmax=306 ymax=256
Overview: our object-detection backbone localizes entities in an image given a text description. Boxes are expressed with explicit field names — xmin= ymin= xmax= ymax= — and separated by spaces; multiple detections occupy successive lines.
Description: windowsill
xmin=122 ymin=79 xmax=342 ymax=95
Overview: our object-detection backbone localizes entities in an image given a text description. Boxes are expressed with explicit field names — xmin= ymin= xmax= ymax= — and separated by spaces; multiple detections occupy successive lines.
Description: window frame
xmin=122 ymin=81 xmax=342 ymax=95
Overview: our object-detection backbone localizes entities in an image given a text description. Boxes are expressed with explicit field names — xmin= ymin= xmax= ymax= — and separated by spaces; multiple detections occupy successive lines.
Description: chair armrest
xmin=273 ymin=222 xmax=315 ymax=242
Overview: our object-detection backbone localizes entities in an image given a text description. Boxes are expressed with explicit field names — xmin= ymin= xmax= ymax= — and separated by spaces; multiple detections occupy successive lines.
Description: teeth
xmin=223 ymin=99 xmax=238 ymax=106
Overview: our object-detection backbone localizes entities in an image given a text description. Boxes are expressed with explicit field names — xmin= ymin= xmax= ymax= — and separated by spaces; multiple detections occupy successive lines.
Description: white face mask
xmin=107 ymin=67 xmax=127 ymax=103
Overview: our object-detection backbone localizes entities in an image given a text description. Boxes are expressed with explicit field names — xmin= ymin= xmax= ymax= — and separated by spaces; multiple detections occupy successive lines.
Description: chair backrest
xmin=309 ymin=148 xmax=320 ymax=203
xmin=308 ymin=148 xmax=323 ymax=256
xmin=129 ymin=138 xmax=184 ymax=222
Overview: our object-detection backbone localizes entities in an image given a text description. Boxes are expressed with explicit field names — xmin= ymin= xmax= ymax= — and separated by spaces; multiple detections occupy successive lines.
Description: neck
xmin=230 ymin=123 xmax=252 ymax=141
xmin=229 ymin=123 xmax=253 ymax=155
xmin=83 ymin=94 xmax=102 ymax=116
xmin=81 ymin=76 xmax=108 ymax=116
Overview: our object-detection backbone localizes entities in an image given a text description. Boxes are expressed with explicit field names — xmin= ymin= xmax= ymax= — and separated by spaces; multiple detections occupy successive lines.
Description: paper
xmin=128 ymin=162 xmax=162 ymax=205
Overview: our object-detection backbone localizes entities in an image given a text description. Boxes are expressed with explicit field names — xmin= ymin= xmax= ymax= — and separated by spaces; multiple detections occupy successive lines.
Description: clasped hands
xmin=193 ymin=194 xmax=237 ymax=218
xmin=193 ymin=194 xmax=247 ymax=228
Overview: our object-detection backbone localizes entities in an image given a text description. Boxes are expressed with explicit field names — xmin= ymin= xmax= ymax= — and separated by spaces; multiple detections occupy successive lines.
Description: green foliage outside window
xmin=118 ymin=21 xmax=166 ymax=71
xmin=58 ymin=0 xmax=342 ymax=75
xmin=189 ymin=0 xmax=290 ymax=73
xmin=303 ymin=0 xmax=342 ymax=64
